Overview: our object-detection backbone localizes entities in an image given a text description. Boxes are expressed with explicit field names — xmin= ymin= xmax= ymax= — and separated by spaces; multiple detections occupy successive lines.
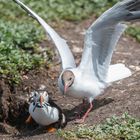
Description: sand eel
xmin=26 ymin=86 xmax=66 ymax=132
xmin=13 ymin=0 xmax=140 ymax=123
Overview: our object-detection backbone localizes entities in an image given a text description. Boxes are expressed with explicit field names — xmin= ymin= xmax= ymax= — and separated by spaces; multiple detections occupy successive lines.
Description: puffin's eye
xmin=29 ymin=97 xmax=33 ymax=102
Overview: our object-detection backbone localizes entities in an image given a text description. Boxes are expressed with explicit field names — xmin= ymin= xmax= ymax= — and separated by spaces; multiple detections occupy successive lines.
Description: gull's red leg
xmin=75 ymin=99 xmax=86 ymax=119
xmin=75 ymin=102 xmax=93 ymax=123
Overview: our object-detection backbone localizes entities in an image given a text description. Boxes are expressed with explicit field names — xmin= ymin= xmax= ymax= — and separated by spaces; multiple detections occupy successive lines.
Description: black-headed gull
xmin=14 ymin=0 xmax=140 ymax=123
xmin=26 ymin=86 xmax=66 ymax=131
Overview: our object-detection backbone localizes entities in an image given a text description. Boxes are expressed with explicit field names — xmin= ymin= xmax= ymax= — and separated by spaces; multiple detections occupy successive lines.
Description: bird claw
xmin=75 ymin=118 xmax=85 ymax=124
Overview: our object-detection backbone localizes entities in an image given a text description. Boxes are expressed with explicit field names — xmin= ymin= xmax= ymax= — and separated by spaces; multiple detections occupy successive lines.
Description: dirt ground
xmin=0 ymin=16 xmax=140 ymax=140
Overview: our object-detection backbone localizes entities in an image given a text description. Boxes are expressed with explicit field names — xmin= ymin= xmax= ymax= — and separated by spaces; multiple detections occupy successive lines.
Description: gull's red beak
xmin=64 ymin=84 xmax=68 ymax=94
xmin=39 ymin=95 xmax=44 ymax=106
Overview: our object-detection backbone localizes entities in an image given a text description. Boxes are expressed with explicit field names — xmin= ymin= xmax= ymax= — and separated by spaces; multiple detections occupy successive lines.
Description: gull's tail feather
xmin=106 ymin=64 xmax=132 ymax=83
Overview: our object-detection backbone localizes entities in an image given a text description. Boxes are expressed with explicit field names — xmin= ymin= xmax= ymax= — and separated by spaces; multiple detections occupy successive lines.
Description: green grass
xmin=126 ymin=25 xmax=140 ymax=42
xmin=58 ymin=114 xmax=140 ymax=140
xmin=0 ymin=0 xmax=119 ymax=21
xmin=0 ymin=20 xmax=48 ymax=84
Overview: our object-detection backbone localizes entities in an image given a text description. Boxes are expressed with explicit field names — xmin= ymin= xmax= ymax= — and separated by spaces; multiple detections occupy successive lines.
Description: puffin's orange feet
xmin=26 ymin=115 xmax=33 ymax=124
xmin=47 ymin=127 xmax=57 ymax=133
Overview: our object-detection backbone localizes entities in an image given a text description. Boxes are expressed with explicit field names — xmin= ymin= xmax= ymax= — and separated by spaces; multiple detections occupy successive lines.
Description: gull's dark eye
xmin=69 ymin=77 xmax=72 ymax=81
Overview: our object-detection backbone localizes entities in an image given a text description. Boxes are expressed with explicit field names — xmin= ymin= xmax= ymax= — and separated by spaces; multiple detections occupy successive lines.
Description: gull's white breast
xmin=66 ymin=68 xmax=105 ymax=101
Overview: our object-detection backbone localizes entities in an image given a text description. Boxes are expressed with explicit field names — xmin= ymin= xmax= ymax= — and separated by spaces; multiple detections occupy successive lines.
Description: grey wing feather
xmin=13 ymin=0 xmax=76 ymax=70
xmin=79 ymin=0 xmax=140 ymax=82
xmin=92 ymin=24 xmax=127 ymax=82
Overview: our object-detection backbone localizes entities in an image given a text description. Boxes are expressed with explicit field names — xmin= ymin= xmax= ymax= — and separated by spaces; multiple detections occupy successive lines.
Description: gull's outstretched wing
xmin=79 ymin=0 xmax=140 ymax=82
xmin=13 ymin=0 xmax=76 ymax=70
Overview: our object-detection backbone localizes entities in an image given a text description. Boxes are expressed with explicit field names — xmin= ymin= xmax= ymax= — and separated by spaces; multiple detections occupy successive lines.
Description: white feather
xmin=29 ymin=103 xmax=59 ymax=126
xmin=106 ymin=64 xmax=132 ymax=83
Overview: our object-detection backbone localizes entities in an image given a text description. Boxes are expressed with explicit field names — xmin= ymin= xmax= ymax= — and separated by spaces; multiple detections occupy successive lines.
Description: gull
xmin=26 ymin=86 xmax=66 ymax=132
xmin=13 ymin=0 xmax=140 ymax=123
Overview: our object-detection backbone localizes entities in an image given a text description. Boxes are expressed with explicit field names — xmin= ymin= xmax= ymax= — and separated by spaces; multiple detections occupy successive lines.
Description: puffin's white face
xmin=29 ymin=90 xmax=49 ymax=105
xmin=61 ymin=70 xmax=75 ymax=94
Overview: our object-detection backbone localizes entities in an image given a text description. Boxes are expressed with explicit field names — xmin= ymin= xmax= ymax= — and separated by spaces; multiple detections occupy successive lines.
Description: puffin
xmin=26 ymin=86 xmax=66 ymax=132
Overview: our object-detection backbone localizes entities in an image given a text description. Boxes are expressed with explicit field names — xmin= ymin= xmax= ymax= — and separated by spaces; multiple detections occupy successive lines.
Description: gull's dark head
xmin=61 ymin=70 xmax=75 ymax=94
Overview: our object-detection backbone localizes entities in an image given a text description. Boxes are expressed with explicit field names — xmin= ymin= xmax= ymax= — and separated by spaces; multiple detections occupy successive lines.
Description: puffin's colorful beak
xmin=39 ymin=95 xmax=44 ymax=106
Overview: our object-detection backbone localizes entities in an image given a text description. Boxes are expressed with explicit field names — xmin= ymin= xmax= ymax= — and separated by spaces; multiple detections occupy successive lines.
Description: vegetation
xmin=0 ymin=20 xmax=46 ymax=84
xmin=59 ymin=113 xmax=140 ymax=140
xmin=0 ymin=0 xmax=139 ymax=84
xmin=127 ymin=25 xmax=140 ymax=42
xmin=0 ymin=0 xmax=119 ymax=21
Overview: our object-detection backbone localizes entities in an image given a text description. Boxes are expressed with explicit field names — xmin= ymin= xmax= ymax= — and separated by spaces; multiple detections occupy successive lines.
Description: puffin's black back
xmin=48 ymin=97 xmax=67 ymax=128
